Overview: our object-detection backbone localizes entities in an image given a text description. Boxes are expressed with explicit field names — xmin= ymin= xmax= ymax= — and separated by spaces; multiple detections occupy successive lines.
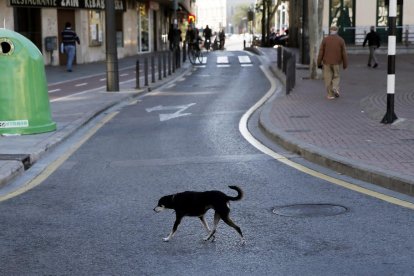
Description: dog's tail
xmin=227 ymin=186 xmax=243 ymax=201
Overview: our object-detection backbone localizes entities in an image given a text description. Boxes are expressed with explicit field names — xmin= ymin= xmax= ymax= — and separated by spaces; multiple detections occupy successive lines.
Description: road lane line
xmin=239 ymin=65 xmax=414 ymax=210
xmin=0 ymin=111 xmax=119 ymax=202
xmin=238 ymin=55 xmax=251 ymax=63
xmin=75 ymin=83 xmax=88 ymax=87
xmin=49 ymin=89 xmax=61 ymax=93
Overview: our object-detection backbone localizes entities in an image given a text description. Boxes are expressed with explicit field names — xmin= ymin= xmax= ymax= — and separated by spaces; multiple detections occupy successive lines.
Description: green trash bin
xmin=0 ymin=29 xmax=56 ymax=135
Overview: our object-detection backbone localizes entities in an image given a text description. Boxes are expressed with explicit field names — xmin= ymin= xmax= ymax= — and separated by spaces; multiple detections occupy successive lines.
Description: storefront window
xmin=89 ymin=10 xmax=103 ymax=46
xmin=329 ymin=0 xmax=355 ymax=44
xmin=116 ymin=11 xmax=124 ymax=47
xmin=137 ymin=3 xmax=149 ymax=52
xmin=377 ymin=0 xmax=403 ymax=27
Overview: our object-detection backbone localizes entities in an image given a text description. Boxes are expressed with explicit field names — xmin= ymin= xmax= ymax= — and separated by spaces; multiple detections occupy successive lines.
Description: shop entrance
xmin=57 ymin=9 xmax=76 ymax=66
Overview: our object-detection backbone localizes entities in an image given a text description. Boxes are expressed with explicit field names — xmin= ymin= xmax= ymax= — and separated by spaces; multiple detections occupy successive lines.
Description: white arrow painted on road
xmin=146 ymin=103 xmax=196 ymax=121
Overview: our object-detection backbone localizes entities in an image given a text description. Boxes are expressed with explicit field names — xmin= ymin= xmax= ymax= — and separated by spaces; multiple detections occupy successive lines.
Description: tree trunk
xmin=287 ymin=0 xmax=302 ymax=48
xmin=261 ymin=0 xmax=266 ymax=46
xmin=308 ymin=0 xmax=324 ymax=79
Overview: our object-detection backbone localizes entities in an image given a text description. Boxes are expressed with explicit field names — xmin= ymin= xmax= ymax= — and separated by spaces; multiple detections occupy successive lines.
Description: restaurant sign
xmin=8 ymin=0 xmax=126 ymax=11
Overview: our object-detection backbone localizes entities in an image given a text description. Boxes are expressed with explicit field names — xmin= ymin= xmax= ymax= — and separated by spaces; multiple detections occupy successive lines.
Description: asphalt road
xmin=0 ymin=47 xmax=413 ymax=275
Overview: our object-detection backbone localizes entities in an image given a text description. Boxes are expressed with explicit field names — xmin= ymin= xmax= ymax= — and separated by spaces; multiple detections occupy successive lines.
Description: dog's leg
xmin=222 ymin=215 xmax=245 ymax=244
xmin=163 ymin=215 xmax=182 ymax=242
xmin=199 ymin=216 xmax=210 ymax=233
xmin=204 ymin=212 xmax=220 ymax=241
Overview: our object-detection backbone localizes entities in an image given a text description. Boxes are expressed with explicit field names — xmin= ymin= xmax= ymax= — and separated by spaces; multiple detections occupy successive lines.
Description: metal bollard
xmin=135 ymin=60 xmax=140 ymax=89
xmin=144 ymin=55 xmax=149 ymax=86
xmin=158 ymin=53 xmax=162 ymax=80
xmin=168 ymin=51 xmax=172 ymax=75
xmin=163 ymin=51 xmax=167 ymax=78
xmin=151 ymin=54 xmax=155 ymax=83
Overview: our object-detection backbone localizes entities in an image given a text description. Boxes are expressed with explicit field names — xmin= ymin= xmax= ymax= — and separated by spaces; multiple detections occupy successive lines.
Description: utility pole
xmin=105 ymin=0 xmax=119 ymax=91
xmin=381 ymin=0 xmax=398 ymax=124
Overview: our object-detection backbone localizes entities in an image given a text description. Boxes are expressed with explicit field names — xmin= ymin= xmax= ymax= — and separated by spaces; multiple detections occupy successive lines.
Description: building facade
xmin=0 ymin=0 xmax=196 ymax=66
xmin=196 ymin=0 xmax=227 ymax=33
xmin=323 ymin=0 xmax=414 ymax=45
xmin=267 ymin=0 xmax=414 ymax=45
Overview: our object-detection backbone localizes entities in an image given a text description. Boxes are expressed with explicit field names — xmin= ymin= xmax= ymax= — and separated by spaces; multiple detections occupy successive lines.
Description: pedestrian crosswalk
xmin=193 ymin=55 xmax=254 ymax=68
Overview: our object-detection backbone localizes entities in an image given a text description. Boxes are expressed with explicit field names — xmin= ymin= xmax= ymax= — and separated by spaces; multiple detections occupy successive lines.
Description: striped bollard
xmin=381 ymin=0 xmax=398 ymax=124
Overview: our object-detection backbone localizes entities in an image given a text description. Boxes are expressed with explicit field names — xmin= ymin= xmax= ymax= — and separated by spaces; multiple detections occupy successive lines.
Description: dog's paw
xmin=203 ymin=235 xmax=216 ymax=242
xmin=163 ymin=237 xmax=170 ymax=242
xmin=240 ymin=239 xmax=246 ymax=246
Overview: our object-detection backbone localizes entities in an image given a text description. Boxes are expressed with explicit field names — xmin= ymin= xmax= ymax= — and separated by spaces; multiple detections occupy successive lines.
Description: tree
xmin=308 ymin=0 xmax=324 ymax=79
xmin=231 ymin=4 xmax=251 ymax=34
xmin=287 ymin=0 xmax=302 ymax=48
xmin=256 ymin=0 xmax=284 ymax=46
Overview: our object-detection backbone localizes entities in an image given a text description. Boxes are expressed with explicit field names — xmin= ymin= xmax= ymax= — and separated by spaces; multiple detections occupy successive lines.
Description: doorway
xmin=57 ymin=9 xmax=76 ymax=66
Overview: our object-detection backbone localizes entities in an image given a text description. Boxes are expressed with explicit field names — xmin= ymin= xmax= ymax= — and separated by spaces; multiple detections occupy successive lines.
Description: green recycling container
xmin=0 ymin=29 xmax=56 ymax=135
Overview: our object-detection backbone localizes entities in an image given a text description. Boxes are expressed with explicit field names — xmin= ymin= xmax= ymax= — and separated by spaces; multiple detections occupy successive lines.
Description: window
xmin=137 ymin=3 xmax=149 ymax=52
xmin=376 ymin=0 xmax=403 ymax=43
xmin=116 ymin=11 xmax=124 ymax=47
xmin=89 ymin=10 xmax=103 ymax=46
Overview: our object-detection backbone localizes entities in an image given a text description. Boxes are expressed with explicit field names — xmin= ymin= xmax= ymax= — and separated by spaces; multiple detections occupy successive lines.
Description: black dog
xmin=154 ymin=186 xmax=244 ymax=243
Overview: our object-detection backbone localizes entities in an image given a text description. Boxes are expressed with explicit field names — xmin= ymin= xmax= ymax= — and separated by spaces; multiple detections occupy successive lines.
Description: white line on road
xmin=75 ymin=83 xmax=88 ymax=87
xmin=49 ymin=89 xmax=61 ymax=93
xmin=238 ymin=55 xmax=251 ymax=64
xmin=239 ymin=65 xmax=414 ymax=210
xmin=217 ymin=56 xmax=229 ymax=64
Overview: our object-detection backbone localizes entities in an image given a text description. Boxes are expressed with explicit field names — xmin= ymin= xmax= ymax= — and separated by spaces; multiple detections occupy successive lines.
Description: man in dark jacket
xmin=363 ymin=26 xmax=381 ymax=68
xmin=61 ymin=22 xmax=80 ymax=72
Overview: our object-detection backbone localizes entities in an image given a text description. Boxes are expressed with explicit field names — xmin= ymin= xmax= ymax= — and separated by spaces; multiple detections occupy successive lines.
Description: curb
xmin=255 ymin=48 xmax=414 ymax=197
xmin=258 ymin=102 xmax=414 ymax=196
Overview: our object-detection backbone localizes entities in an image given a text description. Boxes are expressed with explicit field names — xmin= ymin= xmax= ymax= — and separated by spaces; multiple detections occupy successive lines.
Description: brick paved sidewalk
xmin=258 ymin=47 xmax=414 ymax=196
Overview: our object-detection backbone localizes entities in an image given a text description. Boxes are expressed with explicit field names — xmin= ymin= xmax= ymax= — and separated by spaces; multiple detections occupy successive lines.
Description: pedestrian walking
xmin=61 ymin=22 xmax=80 ymax=72
xmin=317 ymin=25 xmax=348 ymax=100
xmin=363 ymin=26 xmax=381 ymax=68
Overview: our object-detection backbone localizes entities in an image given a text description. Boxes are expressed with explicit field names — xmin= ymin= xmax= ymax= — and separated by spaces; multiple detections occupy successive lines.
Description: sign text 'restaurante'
xmin=8 ymin=0 xmax=125 ymax=10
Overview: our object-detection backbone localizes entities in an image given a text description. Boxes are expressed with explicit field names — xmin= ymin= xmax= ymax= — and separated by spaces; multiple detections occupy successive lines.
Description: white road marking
xmin=49 ymin=89 xmax=61 ymax=93
xmin=239 ymin=65 xmax=414 ymax=210
xmin=238 ymin=55 xmax=251 ymax=63
xmin=217 ymin=56 xmax=229 ymax=64
xmin=75 ymin=83 xmax=88 ymax=87
xmin=146 ymin=103 xmax=196 ymax=121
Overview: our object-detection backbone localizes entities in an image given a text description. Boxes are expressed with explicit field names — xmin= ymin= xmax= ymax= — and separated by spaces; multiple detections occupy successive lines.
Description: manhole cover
xmin=272 ymin=204 xmax=348 ymax=217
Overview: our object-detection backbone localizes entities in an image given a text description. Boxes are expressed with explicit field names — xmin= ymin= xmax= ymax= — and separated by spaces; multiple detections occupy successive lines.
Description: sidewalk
xmin=0 ymin=55 xmax=191 ymax=188
xmin=257 ymin=47 xmax=414 ymax=196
